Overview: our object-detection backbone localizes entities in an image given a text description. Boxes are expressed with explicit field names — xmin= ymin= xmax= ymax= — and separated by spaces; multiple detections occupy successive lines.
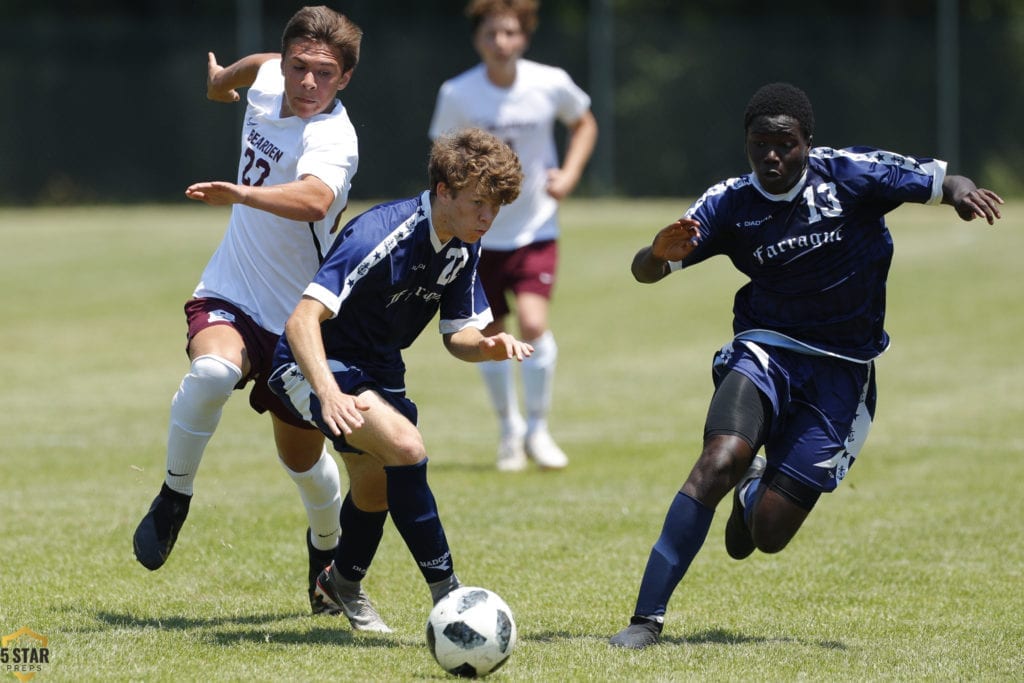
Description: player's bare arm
xmin=942 ymin=174 xmax=1004 ymax=225
xmin=546 ymin=110 xmax=599 ymax=200
xmin=206 ymin=51 xmax=279 ymax=103
xmin=443 ymin=329 xmax=534 ymax=363
xmin=284 ymin=297 xmax=368 ymax=436
xmin=184 ymin=174 xmax=334 ymax=222
xmin=631 ymin=219 xmax=701 ymax=283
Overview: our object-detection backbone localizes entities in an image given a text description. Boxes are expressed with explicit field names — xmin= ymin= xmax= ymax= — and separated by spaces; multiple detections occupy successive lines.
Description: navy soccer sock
xmin=384 ymin=459 xmax=454 ymax=584
xmin=633 ymin=491 xmax=714 ymax=618
xmin=333 ymin=492 xmax=389 ymax=582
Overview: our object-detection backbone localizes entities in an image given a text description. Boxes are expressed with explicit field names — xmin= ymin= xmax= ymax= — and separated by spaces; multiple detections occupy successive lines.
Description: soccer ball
xmin=426 ymin=586 xmax=517 ymax=678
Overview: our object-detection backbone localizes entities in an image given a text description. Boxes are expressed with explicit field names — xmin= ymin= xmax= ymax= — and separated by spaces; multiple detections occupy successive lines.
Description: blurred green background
xmin=2 ymin=0 xmax=1021 ymax=205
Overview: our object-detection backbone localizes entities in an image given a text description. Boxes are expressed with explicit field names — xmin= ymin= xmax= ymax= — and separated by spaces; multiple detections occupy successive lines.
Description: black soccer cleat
xmin=306 ymin=529 xmax=340 ymax=615
xmin=724 ymin=455 xmax=766 ymax=560
xmin=132 ymin=483 xmax=191 ymax=570
xmin=609 ymin=616 xmax=663 ymax=649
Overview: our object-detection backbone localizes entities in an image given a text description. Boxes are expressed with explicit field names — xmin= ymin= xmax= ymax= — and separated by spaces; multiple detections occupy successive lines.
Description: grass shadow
xmin=88 ymin=609 xmax=403 ymax=648
xmin=523 ymin=628 xmax=847 ymax=651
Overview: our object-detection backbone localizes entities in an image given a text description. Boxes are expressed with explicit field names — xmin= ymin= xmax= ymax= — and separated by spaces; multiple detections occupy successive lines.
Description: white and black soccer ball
xmin=426 ymin=586 xmax=517 ymax=678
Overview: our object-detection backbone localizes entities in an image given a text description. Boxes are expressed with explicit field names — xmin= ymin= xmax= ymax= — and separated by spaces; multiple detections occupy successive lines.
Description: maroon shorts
xmin=478 ymin=239 xmax=558 ymax=319
xmin=184 ymin=297 xmax=316 ymax=430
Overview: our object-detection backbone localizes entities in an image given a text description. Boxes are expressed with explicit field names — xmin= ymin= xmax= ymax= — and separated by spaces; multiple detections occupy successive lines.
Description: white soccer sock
xmin=522 ymin=331 xmax=557 ymax=435
xmin=164 ymin=354 xmax=242 ymax=496
xmin=282 ymin=446 xmax=342 ymax=551
xmin=479 ymin=360 xmax=524 ymax=436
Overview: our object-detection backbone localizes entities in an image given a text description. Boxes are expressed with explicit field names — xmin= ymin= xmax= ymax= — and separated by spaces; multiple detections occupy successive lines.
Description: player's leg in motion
xmin=314 ymin=451 xmax=392 ymax=631
xmin=342 ymin=391 xmax=461 ymax=603
xmin=133 ymin=352 xmax=241 ymax=570
xmin=516 ymin=278 xmax=568 ymax=469
xmin=480 ymin=359 xmax=527 ymax=471
xmin=273 ymin=417 xmax=347 ymax=614
xmin=521 ymin=328 xmax=568 ymax=469
xmin=608 ymin=490 xmax=714 ymax=649
xmin=611 ymin=371 xmax=770 ymax=648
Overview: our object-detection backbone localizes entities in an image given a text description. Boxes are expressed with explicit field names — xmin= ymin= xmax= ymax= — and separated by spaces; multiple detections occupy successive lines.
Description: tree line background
xmin=1 ymin=0 xmax=1021 ymax=205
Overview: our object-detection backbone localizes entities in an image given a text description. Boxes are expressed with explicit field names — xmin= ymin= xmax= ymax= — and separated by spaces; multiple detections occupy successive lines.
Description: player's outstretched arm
xmin=206 ymin=51 xmax=279 ymax=103
xmin=443 ymin=329 xmax=533 ymax=363
xmin=184 ymin=175 xmax=334 ymax=222
xmin=284 ymin=297 xmax=369 ymax=436
xmin=631 ymin=218 xmax=701 ymax=283
xmin=942 ymin=174 xmax=1004 ymax=225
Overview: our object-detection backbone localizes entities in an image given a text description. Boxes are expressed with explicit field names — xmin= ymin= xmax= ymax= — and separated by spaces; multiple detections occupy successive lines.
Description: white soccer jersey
xmin=194 ymin=59 xmax=359 ymax=334
xmin=429 ymin=60 xmax=591 ymax=250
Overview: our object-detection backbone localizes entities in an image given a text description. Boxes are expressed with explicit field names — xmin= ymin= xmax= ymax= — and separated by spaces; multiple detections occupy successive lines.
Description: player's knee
xmin=749 ymin=471 xmax=821 ymax=553
xmin=751 ymin=526 xmax=794 ymax=554
xmin=190 ymin=358 xmax=241 ymax=395
xmin=689 ymin=436 xmax=751 ymax=497
xmin=181 ymin=355 xmax=241 ymax=407
xmin=384 ymin=429 xmax=427 ymax=466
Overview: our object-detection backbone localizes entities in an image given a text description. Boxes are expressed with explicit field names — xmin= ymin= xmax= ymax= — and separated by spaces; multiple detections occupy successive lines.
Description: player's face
xmin=434 ymin=178 xmax=502 ymax=244
xmin=279 ymin=39 xmax=351 ymax=119
xmin=473 ymin=12 xmax=528 ymax=69
xmin=745 ymin=114 xmax=811 ymax=195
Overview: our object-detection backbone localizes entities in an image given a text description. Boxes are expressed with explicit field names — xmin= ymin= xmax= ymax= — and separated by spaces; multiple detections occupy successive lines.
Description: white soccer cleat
xmin=496 ymin=431 xmax=528 ymax=472
xmin=525 ymin=430 xmax=569 ymax=470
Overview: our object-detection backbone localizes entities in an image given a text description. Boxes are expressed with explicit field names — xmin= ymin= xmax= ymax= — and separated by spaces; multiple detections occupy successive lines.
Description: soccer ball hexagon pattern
xmin=426 ymin=587 xmax=517 ymax=678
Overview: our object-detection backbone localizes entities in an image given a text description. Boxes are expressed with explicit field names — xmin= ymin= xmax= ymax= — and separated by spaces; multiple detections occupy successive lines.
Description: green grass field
xmin=1 ymin=199 xmax=1021 ymax=681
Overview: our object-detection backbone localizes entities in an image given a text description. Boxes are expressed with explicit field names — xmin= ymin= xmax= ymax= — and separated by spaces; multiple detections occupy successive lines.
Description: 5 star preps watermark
xmin=1 ymin=628 xmax=50 ymax=682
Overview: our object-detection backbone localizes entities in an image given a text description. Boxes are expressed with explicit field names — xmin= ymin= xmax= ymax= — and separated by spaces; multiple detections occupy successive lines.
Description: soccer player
xmin=132 ymin=6 xmax=364 ymax=617
xmin=429 ymin=0 xmax=598 ymax=472
xmin=268 ymin=127 xmax=528 ymax=630
xmin=609 ymin=82 xmax=1004 ymax=649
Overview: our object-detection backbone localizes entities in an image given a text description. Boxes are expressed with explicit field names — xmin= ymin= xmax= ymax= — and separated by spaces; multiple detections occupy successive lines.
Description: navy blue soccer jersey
xmin=273 ymin=191 xmax=492 ymax=385
xmin=676 ymin=146 xmax=946 ymax=361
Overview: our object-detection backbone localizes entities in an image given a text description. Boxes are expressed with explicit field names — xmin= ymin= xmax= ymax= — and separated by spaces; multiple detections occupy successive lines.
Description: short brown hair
xmin=428 ymin=128 xmax=523 ymax=206
xmin=465 ymin=0 xmax=540 ymax=37
xmin=281 ymin=6 xmax=363 ymax=73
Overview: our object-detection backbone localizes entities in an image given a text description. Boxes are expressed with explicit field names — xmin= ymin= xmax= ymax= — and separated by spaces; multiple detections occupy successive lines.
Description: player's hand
xmin=206 ymin=52 xmax=241 ymax=103
xmin=953 ymin=187 xmax=1004 ymax=225
xmin=479 ymin=333 xmax=534 ymax=362
xmin=651 ymin=218 xmax=701 ymax=262
xmin=545 ymin=168 xmax=578 ymax=201
xmin=185 ymin=181 xmax=248 ymax=207
xmin=318 ymin=389 xmax=370 ymax=437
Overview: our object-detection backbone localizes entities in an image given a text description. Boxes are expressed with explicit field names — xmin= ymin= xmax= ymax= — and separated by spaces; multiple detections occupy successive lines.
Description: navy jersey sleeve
xmin=668 ymin=176 xmax=749 ymax=271
xmin=438 ymin=243 xmax=493 ymax=334
xmin=816 ymin=146 xmax=945 ymax=208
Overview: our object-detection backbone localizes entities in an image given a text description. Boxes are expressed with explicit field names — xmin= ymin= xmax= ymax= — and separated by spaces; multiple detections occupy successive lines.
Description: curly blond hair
xmin=428 ymin=128 xmax=523 ymax=206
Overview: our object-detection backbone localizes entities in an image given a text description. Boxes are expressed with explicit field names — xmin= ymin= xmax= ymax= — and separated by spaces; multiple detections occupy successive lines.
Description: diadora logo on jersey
xmin=752 ymin=227 xmax=844 ymax=265
xmin=736 ymin=214 xmax=773 ymax=228
xmin=207 ymin=309 xmax=237 ymax=324
xmin=419 ymin=551 xmax=452 ymax=572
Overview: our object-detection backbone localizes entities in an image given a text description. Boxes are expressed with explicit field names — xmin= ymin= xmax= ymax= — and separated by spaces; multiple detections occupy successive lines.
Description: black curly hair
xmin=743 ymin=82 xmax=815 ymax=139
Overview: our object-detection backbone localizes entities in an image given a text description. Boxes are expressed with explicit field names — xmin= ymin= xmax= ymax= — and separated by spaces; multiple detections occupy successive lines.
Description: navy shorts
xmin=478 ymin=240 xmax=558 ymax=318
xmin=268 ymin=360 xmax=418 ymax=454
xmin=184 ymin=297 xmax=316 ymax=430
xmin=712 ymin=339 xmax=876 ymax=492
